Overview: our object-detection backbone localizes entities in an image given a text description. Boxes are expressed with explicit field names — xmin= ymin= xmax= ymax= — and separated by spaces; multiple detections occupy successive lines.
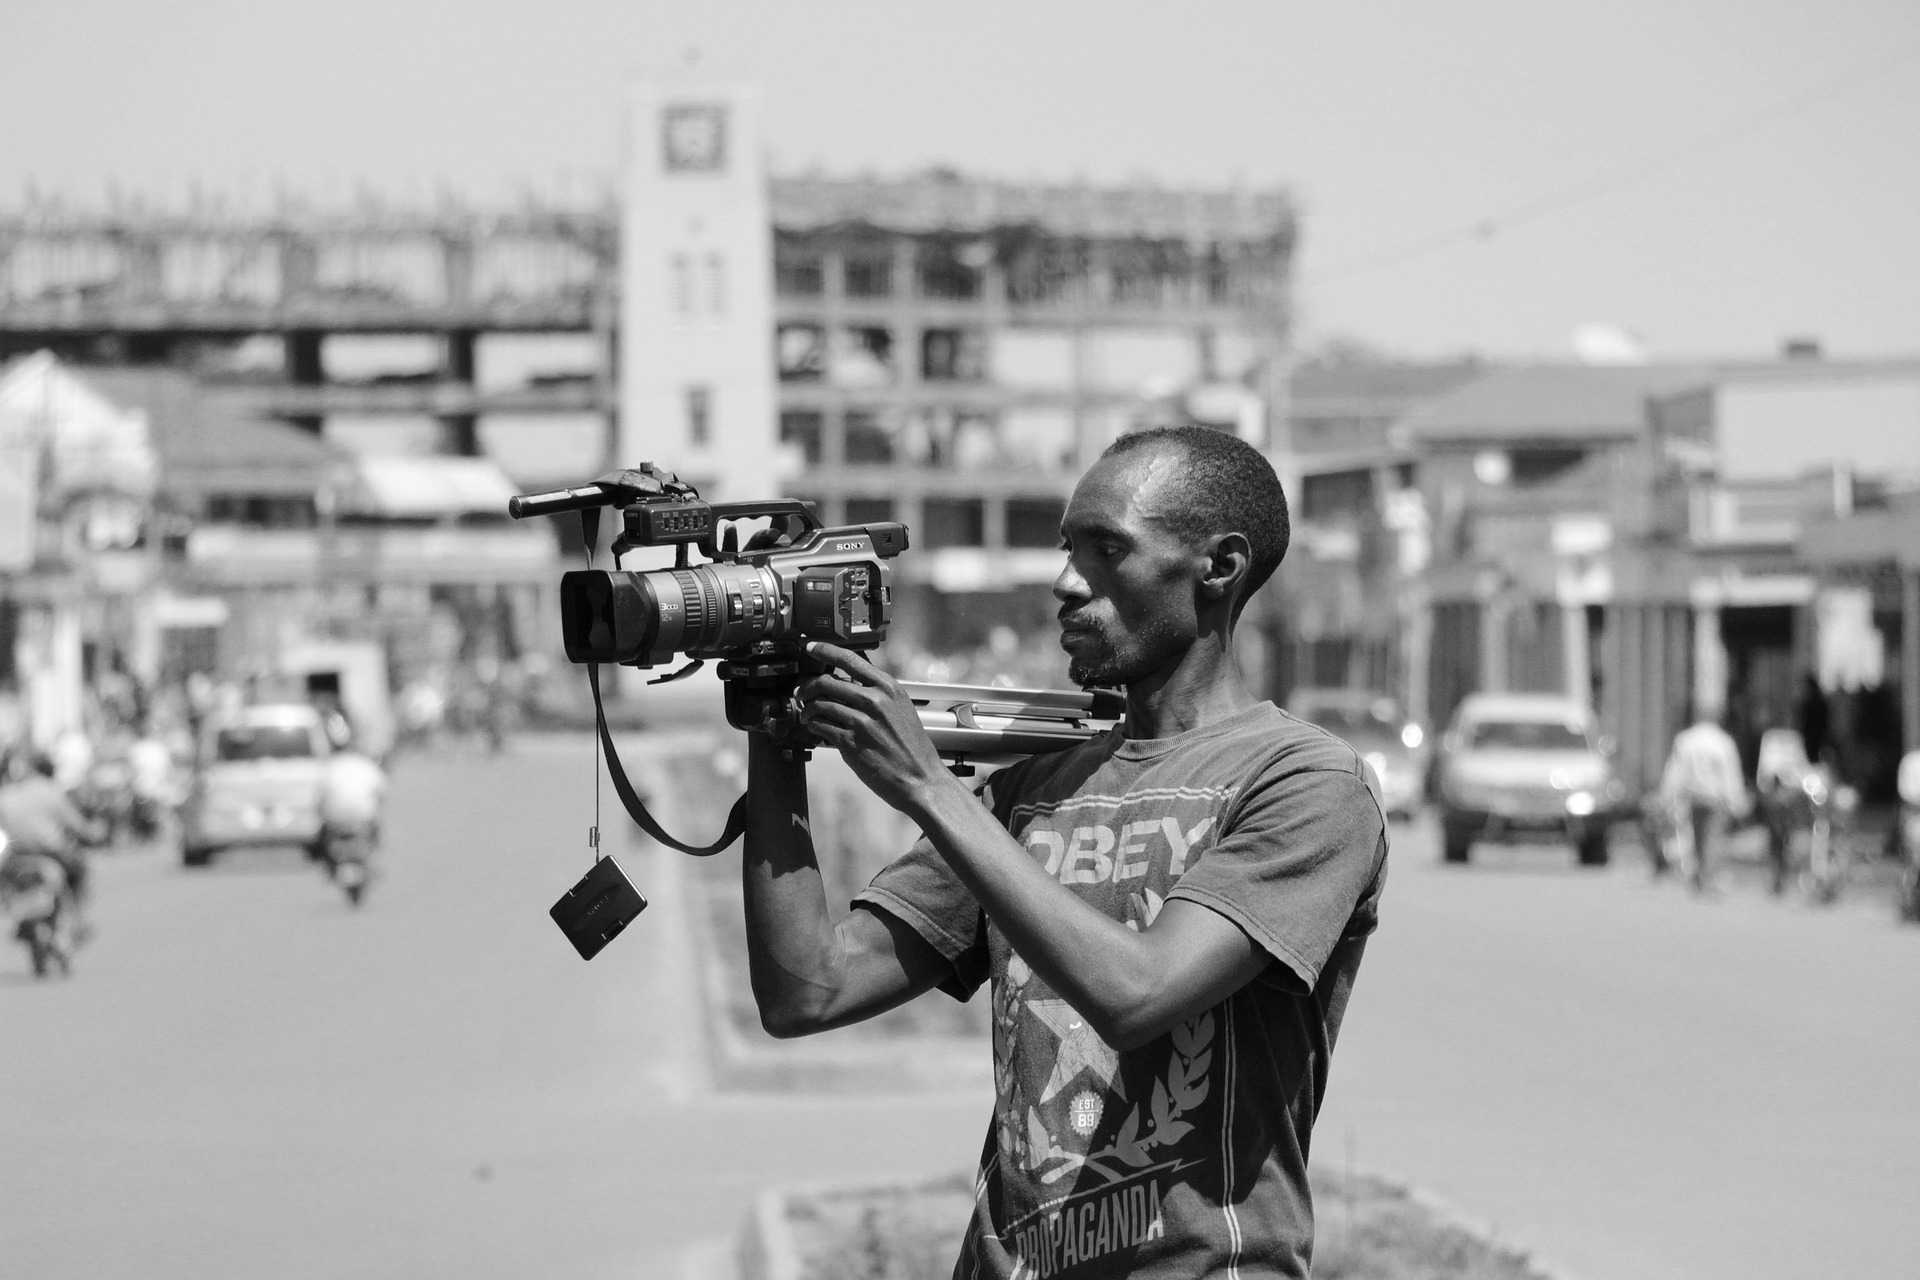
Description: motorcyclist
xmin=0 ymin=751 xmax=107 ymax=941
xmin=319 ymin=736 xmax=387 ymax=874
xmin=126 ymin=721 xmax=177 ymax=840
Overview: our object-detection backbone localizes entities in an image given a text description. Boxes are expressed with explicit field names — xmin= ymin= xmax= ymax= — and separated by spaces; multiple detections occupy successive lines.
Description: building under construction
xmin=760 ymin=167 xmax=1296 ymax=656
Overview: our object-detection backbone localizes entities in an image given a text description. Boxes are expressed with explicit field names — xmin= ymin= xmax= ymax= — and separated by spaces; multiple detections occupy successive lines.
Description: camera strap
xmin=588 ymin=663 xmax=748 ymax=857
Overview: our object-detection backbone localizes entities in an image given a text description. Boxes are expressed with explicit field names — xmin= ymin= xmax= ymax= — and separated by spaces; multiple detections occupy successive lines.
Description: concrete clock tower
xmin=619 ymin=80 xmax=778 ymax=510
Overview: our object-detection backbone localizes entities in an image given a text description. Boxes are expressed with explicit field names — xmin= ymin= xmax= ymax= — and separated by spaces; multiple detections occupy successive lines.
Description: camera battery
xmin=550 ymin=856 xmax=649 ymax=961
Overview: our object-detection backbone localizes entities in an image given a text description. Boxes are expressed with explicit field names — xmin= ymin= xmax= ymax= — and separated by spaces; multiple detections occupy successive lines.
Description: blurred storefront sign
xmin=152 ymin=593 xmax=231 ymax=628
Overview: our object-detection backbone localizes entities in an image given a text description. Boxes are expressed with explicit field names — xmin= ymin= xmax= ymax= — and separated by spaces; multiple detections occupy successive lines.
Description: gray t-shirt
xmin=854 ymin=703 xmax=1389 ymax=1279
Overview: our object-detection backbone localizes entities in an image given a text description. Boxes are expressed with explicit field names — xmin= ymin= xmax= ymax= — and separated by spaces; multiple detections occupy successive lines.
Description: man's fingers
xmin=804 ymin=641 xmax=882 ymax=686
xmin=796 ymin=696 xmax=862 ymax=745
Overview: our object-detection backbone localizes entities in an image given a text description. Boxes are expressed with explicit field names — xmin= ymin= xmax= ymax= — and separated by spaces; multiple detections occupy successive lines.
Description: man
xmin=319 ymin=735 xmax=387 ymax=875
xmin=0 ymin=751 xmax=105 ymax=940
xmin=1659 ymin=701 xmax=1750 ymax=895
xmin=742 ymin=426 xmax=1388 ymax=1278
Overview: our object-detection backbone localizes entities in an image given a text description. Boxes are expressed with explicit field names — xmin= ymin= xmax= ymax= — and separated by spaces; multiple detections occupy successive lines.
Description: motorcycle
xmin=0 ymin=829 xmax=81 ymax=978
xmin=1756 ymin=728 xmax=1858 ymax=904
xmin=1895 ymin=749 xmax=1920 ymax=923
xmin=320 ymin=821 xmax=378 ymax=908
xmin=1802 ymin=765 xmax=1858 ymax=904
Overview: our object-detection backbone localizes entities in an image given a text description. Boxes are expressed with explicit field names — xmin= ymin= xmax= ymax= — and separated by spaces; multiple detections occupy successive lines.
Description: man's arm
xmin=740 ymin=733 xmax=953 ymax=1038
xmin=911 ymin=779 xmax=1269 ymax=1050
xmin=798 ymin=643 xmax=1269 ymax=1052
xmin=54 ymin=789 xmax=99 ymax=845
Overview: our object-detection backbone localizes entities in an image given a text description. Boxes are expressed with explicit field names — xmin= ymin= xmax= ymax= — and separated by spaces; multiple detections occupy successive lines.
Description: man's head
xmin=1054 ymin=426 xmax=1290 ymax=688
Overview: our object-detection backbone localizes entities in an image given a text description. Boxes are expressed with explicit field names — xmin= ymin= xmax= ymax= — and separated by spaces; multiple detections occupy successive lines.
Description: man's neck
xmin=1121 ymin=651 xmax=1257 ymax=741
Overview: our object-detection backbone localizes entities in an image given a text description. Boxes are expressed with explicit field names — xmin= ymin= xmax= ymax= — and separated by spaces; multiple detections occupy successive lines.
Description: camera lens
xmin=560 ymin=563 xmax=784 ymax=666
xmin=560 ymin=570 xmax=659 ymax=664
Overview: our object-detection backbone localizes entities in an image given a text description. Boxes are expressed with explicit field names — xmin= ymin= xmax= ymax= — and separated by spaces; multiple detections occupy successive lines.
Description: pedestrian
xmin=741 ymin=426 xmax=1389 ymax=1278
xmin=1794 ymin=672 xmax=1830 ymax=768
xmin=1658 ymin=700 xmax=1750 ymax=895
xmin=1754 ymin=727 xmax=1816 ymax=895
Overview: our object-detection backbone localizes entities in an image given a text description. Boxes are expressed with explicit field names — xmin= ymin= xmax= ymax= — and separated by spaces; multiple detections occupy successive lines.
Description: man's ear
xmin=1199 ymin=533 xmax=1252 ymax=605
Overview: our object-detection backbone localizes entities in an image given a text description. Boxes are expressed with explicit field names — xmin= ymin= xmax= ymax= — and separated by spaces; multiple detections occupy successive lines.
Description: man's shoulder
xmin=1144 ymin=703 xmax=1368 ymax=782
xmin=1252 ymin=704 xmax=1373 ymax=778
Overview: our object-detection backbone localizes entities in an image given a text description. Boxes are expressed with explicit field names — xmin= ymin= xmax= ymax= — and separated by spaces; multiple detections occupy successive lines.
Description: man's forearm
xmin=740 ymin=735 xmax=847 ymax=1034
xmin=907 ymin=778 xmax=1160 ymax=1046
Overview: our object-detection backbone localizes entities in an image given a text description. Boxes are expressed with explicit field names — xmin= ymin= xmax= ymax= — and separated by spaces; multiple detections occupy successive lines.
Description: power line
xmin=1305 ymin=38 xmax=1920 ymax=288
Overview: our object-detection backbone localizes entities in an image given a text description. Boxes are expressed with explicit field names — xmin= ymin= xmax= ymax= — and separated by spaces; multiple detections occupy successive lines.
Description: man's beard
xmin=1066 ymin=621 xmax=1180 ymax=689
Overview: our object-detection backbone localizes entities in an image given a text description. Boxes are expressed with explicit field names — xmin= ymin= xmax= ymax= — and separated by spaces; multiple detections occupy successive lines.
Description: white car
xmin=1283 ymin=687 xmax=1428 ymax=821
xmin=1432 ymin=692 xmax=1631 ymax=867
xmin=179 ymin=704 xmax=333 ymax=867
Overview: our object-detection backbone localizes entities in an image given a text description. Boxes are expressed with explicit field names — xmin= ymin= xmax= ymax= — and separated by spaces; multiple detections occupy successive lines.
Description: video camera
xmin=509 ymin=463 xmax=1121 ymax=761
xmin=511 ymin=464 xmax=1120 ymax=959
xmin=510 ymin=462 xmax=905 ymax=741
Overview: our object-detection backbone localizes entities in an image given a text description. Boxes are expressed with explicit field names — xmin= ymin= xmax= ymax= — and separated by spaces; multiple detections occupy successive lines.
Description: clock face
xmin=662 ymin=103 xmax=727 ymax=173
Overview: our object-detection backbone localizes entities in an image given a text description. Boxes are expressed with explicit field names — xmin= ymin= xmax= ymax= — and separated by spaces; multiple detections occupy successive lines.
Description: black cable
xmin=1306 ymin=38 xmax=1920 ymax=288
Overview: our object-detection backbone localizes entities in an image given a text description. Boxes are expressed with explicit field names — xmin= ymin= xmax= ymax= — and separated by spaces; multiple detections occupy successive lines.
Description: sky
xmin=5 ymin=0 xmax=1918 ymax=361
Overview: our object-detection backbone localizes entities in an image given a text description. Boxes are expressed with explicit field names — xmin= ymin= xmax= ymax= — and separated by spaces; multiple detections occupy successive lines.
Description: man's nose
xmin=1052 ymin=558 xmax=1087 ymax=603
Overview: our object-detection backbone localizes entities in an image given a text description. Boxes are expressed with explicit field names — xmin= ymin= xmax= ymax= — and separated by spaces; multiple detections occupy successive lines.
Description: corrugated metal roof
xmin=771 ymin=170 xmax=1294 ymax=242
xmin=1395 ymin=363 xmax=1721 ymax=443
xmin=75 ymin=366 xmax=340 ymax=494
xmin=1289 ymin=358 xmax=1488 ymax=406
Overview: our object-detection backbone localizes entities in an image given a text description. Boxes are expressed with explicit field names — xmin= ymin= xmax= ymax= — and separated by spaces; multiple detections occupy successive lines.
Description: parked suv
xmin=1433 ymin=692 xmax=1629 ymax=867
xmin=179 ymin=703 xmax=333 ymax=868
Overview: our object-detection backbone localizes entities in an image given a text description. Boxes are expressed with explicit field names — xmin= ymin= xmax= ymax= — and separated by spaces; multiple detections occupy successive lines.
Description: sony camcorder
xmin=516 ymin=466 xmax=905 ymax=671
xmin=508 ymin=463 xmax=906 ymax=740
xmin=509 ymin=463 xmax=1120 ymax=761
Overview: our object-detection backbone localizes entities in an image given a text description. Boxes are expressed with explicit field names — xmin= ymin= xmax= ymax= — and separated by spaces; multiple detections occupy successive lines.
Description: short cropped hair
xmin=1101 ymin=425 xmax=1291 ymax=604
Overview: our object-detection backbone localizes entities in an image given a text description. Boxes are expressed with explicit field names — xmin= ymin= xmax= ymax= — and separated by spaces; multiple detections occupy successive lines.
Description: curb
xmin=736 ymin=1186 xmax=805 ymax=1280
xmin=731 ymin=1163 xmax=1590 ymax=1280
xmin=1368 ymin=1167 xmax=1590 ymax=1280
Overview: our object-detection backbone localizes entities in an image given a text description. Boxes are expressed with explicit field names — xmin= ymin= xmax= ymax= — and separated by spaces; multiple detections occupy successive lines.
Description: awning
xmin=335 ymin=455 xmax=521 ymax=520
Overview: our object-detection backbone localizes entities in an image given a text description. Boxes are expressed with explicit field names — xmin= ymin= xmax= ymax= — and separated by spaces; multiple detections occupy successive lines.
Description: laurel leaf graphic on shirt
xmin=1170 ymin=1017 xmax=1213 ymax=1113
xmin=1170 ymin=1010 xmax=1212 ymax=1058
xmin=1150 ymin=1080 xmax=1174 ymax=1133
xmin=1111 ymin=1110 xmax=1152 ymax=1168
xmin=1156 ymin=1118 xmax=1195 ymax=1145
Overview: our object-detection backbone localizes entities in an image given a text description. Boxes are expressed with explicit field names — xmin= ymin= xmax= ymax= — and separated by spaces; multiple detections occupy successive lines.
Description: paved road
xmin=1317 ymin=818 xmax=1920 ymax=1280
xmin=0 ymin=734 xmax=987 ymax=1280
xmin=6 ymin=733 xmax=1917 ymax=1280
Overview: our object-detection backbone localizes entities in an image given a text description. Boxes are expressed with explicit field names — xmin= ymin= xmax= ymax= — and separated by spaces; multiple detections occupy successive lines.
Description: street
xmin=1318 ymin=817 xmax=1920 ymax=1280
xmin=3 ymin=731 xmax=1918 ymax=1280
xmin=0 ymin=734 xmax=988 ymax=1280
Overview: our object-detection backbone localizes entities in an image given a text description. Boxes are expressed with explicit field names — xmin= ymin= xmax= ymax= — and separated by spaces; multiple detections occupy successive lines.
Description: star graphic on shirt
xmin=1027 ymin=997 xmax=1121 ymax=1106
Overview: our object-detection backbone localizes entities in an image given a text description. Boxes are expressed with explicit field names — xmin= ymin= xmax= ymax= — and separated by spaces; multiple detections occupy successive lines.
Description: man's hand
xmin=796 ymin=641 xmax=956 ymax=817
